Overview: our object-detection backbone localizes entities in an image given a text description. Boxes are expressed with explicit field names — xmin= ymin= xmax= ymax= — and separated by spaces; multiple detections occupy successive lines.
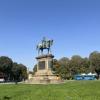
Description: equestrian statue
xmin=36 ymin=37 xmax=53 ymax=55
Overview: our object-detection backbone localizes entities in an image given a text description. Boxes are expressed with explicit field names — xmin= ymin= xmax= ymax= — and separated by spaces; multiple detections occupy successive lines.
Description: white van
xmin=0 ymin=78 xmax=4 ymax=82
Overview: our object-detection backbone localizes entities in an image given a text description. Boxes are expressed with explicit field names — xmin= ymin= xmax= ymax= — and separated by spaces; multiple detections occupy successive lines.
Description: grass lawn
xmin=0 ymin=81 xmax=100 ymax=100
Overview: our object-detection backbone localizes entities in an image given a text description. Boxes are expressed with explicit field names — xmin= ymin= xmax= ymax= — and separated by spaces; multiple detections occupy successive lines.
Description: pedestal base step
xmin=25 ymin=75 xmax=63 ymax=84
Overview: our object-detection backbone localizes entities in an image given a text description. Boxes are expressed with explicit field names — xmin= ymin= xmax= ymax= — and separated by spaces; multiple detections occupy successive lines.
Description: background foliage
xmin=0 ymin=56 xmax=27 ymax=82
xmin=33 ymin=51 xmax=100 ymax=80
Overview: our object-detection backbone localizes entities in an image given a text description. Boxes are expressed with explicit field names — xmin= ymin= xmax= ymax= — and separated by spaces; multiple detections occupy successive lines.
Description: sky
xmin=0 ymin=0 xmax=100 ymax=70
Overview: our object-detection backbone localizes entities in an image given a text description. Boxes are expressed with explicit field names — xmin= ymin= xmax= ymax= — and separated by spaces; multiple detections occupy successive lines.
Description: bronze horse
xmin=37 ymin=38 xmax=53 ymax=55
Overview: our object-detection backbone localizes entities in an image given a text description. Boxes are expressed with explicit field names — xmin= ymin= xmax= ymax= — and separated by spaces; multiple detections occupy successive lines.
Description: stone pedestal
xmin=35 ymin=54 xmax=54 ymax=76
xmin=27 ymin=54 xmax=62 ymax=84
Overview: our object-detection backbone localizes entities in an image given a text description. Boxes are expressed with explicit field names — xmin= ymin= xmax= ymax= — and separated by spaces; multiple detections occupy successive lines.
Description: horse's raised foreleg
xmin=49 ymin=48 xmax=51 ymax=54
xmin=47 ymin=48 xmax=50 ymax=54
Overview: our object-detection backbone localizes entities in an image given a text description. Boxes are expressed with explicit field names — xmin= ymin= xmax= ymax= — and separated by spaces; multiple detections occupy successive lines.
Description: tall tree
xmin=12 ymin=62 xmax=27 ymax=82
xmin=69 ymin=55 xmax=83 ymax=75
xmin=80 ymin=57 xmax=90 ymax=73
xmin=52 ymin=59 xmax=61 ymax=74
xmin=59 ymin=57 xmax=69 ymax=66
xmin=12 ymin=62 xmax=21 ymax=83
xmin=52 ymin=58 xmax=71 ymax=79
xmin=0 ymin=56 xmax=13 ymax=81
xmin=89 ymin=51 xmax=100 ymax=79
xmin=58 ymin=57 xmax=71 ymax=79
xmin=18 ymin=64 xmax=27 ymax=81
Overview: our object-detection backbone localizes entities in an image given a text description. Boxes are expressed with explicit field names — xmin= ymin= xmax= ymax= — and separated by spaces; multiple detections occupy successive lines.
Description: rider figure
xmin=42 ymin=37 xmax=47 ymax=48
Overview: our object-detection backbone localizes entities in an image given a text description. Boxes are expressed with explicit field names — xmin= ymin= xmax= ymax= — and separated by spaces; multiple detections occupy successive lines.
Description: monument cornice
xmin=36 ymin=54 xmax=54 ymax=59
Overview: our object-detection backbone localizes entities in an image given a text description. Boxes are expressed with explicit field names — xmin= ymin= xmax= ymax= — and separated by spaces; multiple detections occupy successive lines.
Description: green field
xmin=0 ymin=81 xmax=100 ymax=100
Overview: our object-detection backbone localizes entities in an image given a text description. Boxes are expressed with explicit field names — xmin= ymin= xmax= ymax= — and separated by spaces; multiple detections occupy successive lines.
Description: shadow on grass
xmin=0 ymin=96 xmax=12 ymax=100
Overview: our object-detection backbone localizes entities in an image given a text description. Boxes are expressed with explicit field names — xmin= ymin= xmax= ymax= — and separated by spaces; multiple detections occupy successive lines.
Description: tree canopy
xmin=49 ymin=51 xmax=100 ymax=80
xmin=0 ymin=56 xmax=28 ymax=82
xmin=89 ymin=51 xmax=100 ymax=79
